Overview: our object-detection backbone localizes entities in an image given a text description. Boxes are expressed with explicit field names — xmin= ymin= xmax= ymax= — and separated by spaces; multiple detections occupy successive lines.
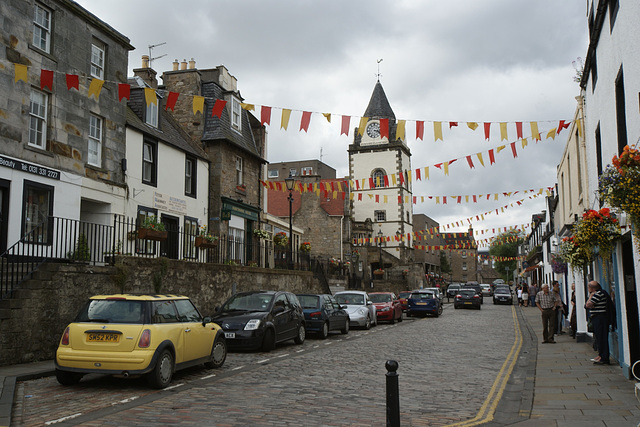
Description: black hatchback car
xmin=212 ymin=291 xmax=305 ymax=352
xmin=454 ymin=289 xmax=482 ymax=310
xmin=297 ymin=294 xmax=349 ymax=338
xmin=462 ymin=283 xmax=484 ymax=304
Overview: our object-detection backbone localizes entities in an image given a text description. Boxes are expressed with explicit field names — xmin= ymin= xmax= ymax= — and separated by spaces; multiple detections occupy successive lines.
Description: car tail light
xmin=473 ymin=295 xmax=479 ymax=299
xmin=138 ymin=329 xmax=151 ymax=348
xmin=61 ymin=327 xmax=70 ymax=345
xmin=309 ymin=311 xmax=322 ymax=318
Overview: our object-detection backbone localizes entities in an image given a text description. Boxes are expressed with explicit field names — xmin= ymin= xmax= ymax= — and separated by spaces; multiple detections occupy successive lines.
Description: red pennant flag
xmin=330 ymin=181 xmax=335 ymax=192
xmin=165 ymin=91 xmax=179 ymax=110
xmin=342 ymin=192 xmax=346 ymax=200
xmin=416 ymin=121 xmax=424 ymax=140
xmin=66 ymin=74 xmax=79 ymax=91
xmin=457 ymin=196 xmax=462 ymax=203
xmin=341 ymin=115 xmax=350 ymax=136
xmin=369 ymin=178 xmax=375 ymax=189
xmin=484 ymin=122 xmax=491 ymax=140
xmin=300 ymin=111 xmax=312 ymax=132
xmin=40 ymin=70 xmax=53 ymax=91
xmin=434 ymin=163 xmax=442 ymax=169
xmin=268 ymin=181 xmax=274 ymax=190
xmin=118 ymin=84 xmax=131 ymax=102
xmin=398 ymin=196 xmax=402 ymax=203
xmin=473 ymin=195 xmax=477 ymax=203
xmin=443 ymin=197 xmax=447 ymax=204
xmin=510 ymin=142 xmax=518 ymax=158
xmin=260 ymin=180 xmax=267 ymax=187
xmin=384 ymin=175 xmax=389 ymax=187
xmin=399 ymin=172 xmax=405 ymax=184
xmin=375 ymin=195 xmax=379 ymax=203
xmin=211 ymin=99 xmax=227 ymax=117
xmin=298 ymin=183 xmax=303 ymax=192
xmin=380 ymin=118 xmax=389 ymax=138
xmin=557 ymin=120 xmax=570 ymax=134
xmin=261 ymin=106 xmax=272 ymax=126
xmin=449 ymin=158 xmax=457 ymax=165
xmin=466 ymin=155 xmax=475 ymax=169
xmin=449 ymin=122 xmax=458 ymax=129
xmin=307 ymin=183 xmax=312 ymax=192
xmin=413 ymin=196 xmax=417 ymax=204
xmin=355 ymin=180 xmax=360 ymax=190
xmin=516 ymin=122 xmax=523 ymax=139
xmin=488 ymin=149 xmax=496 ymax=164
xmin=320 ymin=182 xmax=326 ymax=192
xmin=358 ymin=193 xmax=362 ymax=201
xmin=416 ymin=168 xmax=421 ymax=180
xmin=276 ymin=182 xmax=282 ymax=191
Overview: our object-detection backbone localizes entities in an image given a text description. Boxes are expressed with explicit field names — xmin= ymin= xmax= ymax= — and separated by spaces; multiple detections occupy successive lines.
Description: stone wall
xmin=0 ymin=257 xmax=322 ymax=366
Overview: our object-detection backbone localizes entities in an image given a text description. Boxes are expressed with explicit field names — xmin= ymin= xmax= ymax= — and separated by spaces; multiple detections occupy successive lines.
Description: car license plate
xmin=224 ymin=332 xmax=235 ymax=339
xmin=464 ymin=302 xmax=472 ymax=305
xmin=87 ymin=333 xmax=120 ymax=343
xmin=416 ymin=302 xmax=427 ymax=305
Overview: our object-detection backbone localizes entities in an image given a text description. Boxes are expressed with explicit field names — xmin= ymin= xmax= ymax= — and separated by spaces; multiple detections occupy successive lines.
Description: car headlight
xmin=358 ymin=308 xmax=367 ymax=315
xmin=380 ymin=307 xmax=390 ymax=312
xmin=244 ymin=319 xmax=261 ymax=330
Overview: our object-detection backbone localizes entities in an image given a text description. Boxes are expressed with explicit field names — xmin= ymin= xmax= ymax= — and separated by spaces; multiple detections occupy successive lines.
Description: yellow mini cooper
xmin=55 ymin=294 xmax=226 ymax=389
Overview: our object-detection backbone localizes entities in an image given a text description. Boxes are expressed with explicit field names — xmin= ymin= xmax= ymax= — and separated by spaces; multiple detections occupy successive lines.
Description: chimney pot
xmin=172 ymin=59 xmax=179 ymax=71
xmin=180 ymin=59 xmax=187 ymax=70
xmin=188 ymin=58 xmax=196 ymax=69
xmin=141 ymin=55 xmax=150 ymax=68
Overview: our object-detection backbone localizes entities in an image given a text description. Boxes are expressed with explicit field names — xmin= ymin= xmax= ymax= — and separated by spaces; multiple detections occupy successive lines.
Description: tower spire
xmin=376 ymin=58 xmax=383 ymax=82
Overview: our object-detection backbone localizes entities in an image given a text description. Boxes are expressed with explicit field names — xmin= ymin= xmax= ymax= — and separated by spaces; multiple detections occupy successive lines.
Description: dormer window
xmin=231 ymin=97 xmax=242 ymax=132
xmin=145 ymin=94 xmax=158 ymax=128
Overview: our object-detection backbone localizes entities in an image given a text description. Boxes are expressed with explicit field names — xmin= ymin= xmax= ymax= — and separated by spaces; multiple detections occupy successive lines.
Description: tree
xmin=489 ymin=230 xmax=524 ymax=282
xmin=439 ymin=250 xmax=451 ymax=275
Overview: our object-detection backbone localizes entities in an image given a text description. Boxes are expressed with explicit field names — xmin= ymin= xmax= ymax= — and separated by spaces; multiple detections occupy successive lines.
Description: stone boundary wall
xmin=0 ymin=257 xmax=322 ymax=366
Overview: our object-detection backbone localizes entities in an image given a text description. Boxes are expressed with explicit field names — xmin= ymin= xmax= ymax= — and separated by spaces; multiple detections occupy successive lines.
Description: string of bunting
xmin=9 ymin=61 xmax=577 ymax=142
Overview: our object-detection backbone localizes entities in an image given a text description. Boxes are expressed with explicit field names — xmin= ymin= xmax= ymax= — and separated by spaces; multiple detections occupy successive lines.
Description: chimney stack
xmin=180 ymin=59 xmax=187 ymax=70
xmin=133 ymin=55 xmax=157 ymax=88
xmin=141 ymin=55 xmax=150 ymax=68
xmin=188 ymin=58 xmax=196 ymax=69
xmin=172 ymin=59 xmax=179 ymax=71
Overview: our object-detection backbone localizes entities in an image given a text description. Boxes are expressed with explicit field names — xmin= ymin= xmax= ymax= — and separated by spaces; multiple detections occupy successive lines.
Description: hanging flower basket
xmin=195 ymin=236 xmax=218 ymax=248
xmin=299 ymin=242 xmax=311 ymax=252
xmin=273 ymin=232 xmax=288 ymax=247
xmin=138 ymin=228 xmax=168 ymax=241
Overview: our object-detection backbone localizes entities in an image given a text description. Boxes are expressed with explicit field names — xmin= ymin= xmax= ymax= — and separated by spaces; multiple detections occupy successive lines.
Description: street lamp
xmin=378 ymin=229 xmax=384 ymax=271
xmin=284 ymin=173 xmax=295 ymax=270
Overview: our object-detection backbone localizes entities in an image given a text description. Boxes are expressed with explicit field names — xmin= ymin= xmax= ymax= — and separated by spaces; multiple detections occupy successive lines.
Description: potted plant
xmin=373 ymin=268 xmax=385 ymax=278
xmin=273 ymin=231 xmax=288 ymax=247
xmin=195 ymin=225 xmax=219 ymax=248
xmin=299 ymin=241 xmax=311 ymax=252
xmin=138 ymin=216 xmax=167 ymax=241
xmin=253 ymin=228 xmax=269 ymax=240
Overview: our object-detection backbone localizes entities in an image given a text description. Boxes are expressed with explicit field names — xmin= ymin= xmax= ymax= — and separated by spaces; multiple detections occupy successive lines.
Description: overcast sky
xmin=76 ymin=0 xmax=588 ymax=245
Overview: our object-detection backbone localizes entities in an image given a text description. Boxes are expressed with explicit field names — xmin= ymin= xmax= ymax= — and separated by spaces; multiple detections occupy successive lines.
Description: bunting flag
xmin=466 ymin=156 xmax=474 ymax=169
xmin=118 ymin=83 xmax=131 ymax=102
xmin=477 ymin=152 xmax=485 ymax=167
xmin=323 ymin=113 xmax=331 ymax=123
xmin=40 ymin=70 xmax=54 ymax=91
xmin=14 ymin=63 xmax=28 ymax=83
xmin=341 ymin=115 xmax=350 ymax=136
xmin=164 ymin=91 xmax=178 ymax=110
xmin=66 ymin=74 xmax=79 ymax=91
xmin=397 ymin=120 xmax=406 ymax=140
xmin=499 ymin=122 xmax=508 ymax=141
xmin=260 ymin=106 xmax=272 ymax=126
xmin=434 ymin=121 xmax=443 ymax=141
xmin=516 ymin=122 xmax=523 ymax=139
xmin=193 ymin=95 xmax=204 ymax=115
xmin=484 ymin=122 xmax=491 ymax=140
xmin=240 ymin=103 xmax=255 ymax=111
xmin=557 ymin=120 xmax=570 ymax=134
xmin=281 ymin=108 xmax=292 ymax=130
xmin=467 ymin=122 xmax=479 ymax=131
xmin=380 ymin=118 xmax=389 ymax=138
xmin=443 ymin=161 xmax=450 ymax=176
xmin=416 ymin=121 xmax=425 ymax=140
xmin=510 ymin=142 xmax=518 ymax=158
xmin=300 ymin=111 xmax=312 ymax=132
xmin=530 ymin=121 xmax=541 ymax=140
xmin=546 ymin=128 xmax=557 ymax=140
xmin=144 ymin=88 xmax=157 ymax=107
xmin=358 ymin=116 xmax=368 ymax=136
xmin=449 ymin=121 xmax=458 ymax=129
xmin=211 ymin=99 xmax=227 ymax=118
xmin=87 ymin=78 xmax=104 ymax=100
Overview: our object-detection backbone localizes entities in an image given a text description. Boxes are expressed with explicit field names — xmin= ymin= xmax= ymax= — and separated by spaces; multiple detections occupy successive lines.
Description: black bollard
xmin=385 ymin=360 xmax=400 ymax=427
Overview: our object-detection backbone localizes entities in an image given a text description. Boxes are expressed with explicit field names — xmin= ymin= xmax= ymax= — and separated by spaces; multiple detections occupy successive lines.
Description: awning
xmin=523 ymin=265 xmax=540 ymax=273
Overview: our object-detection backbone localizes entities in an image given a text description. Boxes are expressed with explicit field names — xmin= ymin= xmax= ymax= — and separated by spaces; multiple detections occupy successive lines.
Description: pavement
xmin=1 ymin=304 xmax=639 ymax=426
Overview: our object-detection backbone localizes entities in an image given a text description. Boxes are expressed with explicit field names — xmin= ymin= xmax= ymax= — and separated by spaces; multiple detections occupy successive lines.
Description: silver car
xmin=425 ymin=287 xmax=443 ymax=303
xmin=334 ymin=291 xmax=377 ymax=329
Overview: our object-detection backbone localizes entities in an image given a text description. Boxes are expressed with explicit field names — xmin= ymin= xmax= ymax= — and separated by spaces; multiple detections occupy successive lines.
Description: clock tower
xmin=349 ymin=81 xmax=413 ymax=266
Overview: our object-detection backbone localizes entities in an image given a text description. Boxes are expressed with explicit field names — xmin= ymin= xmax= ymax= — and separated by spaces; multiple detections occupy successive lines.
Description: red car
xmin=397 ymin=291 xmax=412 ymax=312
xmin=368 ymin=292 xmax=403 ymax=323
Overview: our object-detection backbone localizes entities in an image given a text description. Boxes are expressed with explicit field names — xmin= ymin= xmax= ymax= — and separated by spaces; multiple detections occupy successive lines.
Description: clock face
xmin=366 ymin=122 xmax=381 ymax=138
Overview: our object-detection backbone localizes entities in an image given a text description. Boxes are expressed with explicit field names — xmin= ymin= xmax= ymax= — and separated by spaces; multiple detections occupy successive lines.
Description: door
xmin=272 ymin=293 xmax=296 ymax=340
xmin=0 ymin=180 xmax=8 ymax=254
xmin=621 ymin=238 xmax=640 ymax=369
xmin=160 ymin=215 xmax=179 ymax=259
xmin=328 ymin=296 xmax=347 ymax=330
xmin=174 ymin=299 xmax=214 ymax=362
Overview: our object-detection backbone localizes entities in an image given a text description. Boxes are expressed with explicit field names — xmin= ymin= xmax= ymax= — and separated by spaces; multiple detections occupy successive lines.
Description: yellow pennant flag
xmin=349 ymin=193 xmax=354 ymax=200
xmin=424 ymin=166 xmax=429 ymax=180
xmin=499 ymin=122 xmax=508 ymax=141
xmin=521 ymin=138 xmax=528 ymax=149
xmin=465 ymin=195 xmax=469 ymax=203
xmin=281 ymin=109 xmax=292 ymax=130
xmin=383 ymin=195 xmax=388 ymax=204
xmin=476 ymin=152 xmax=485 ymax=167
xmin=376 ymin=176 xmax=381 ymax=187
xmin=467 ymin=122 xmax=479 ymax=131
xmin=546 ymin=128 xmax=557 ymax=140
xmin=144 ymin=88 xmax=157 ymax=106
xmin=530 ymin=121 xmax=541 ymax=140
xmin=358 ymin=117 xmax=368 ymax=136
xmin=434 ymin=121 xmax=443 ymax=141
xmin=368 ymin=194 xmax=374 ymax=200
xmin=436 ymin=197 xmax=440 ymax=204
xmin=391 ymin=174 xmax=397 ymax=186
xmin=240 ymin=103 xmax=255 ymax=111
xmin=88 ymin=78 xmax=104 ymax=100
xmin=494 ymin=194 xmax=499 ymax=200
xmin=396 ymin=120 xmax=406 ymax=141
xmin=14 ymin=63 xmax=28 ymax=83
xmin=322 ymin=113 xmax=331 ymax=123
xmin=193 ymin=96 xmax=205 ymax=115
xmin=405 ymin=196 xmax=409 ymax=203
xmin=332 ymin=191 xmax=337 ymax=199
xmin=361 ymin=179 xmax=366 ymax=189
xmin=443 ymin=161 xmax=450 ymax=176
xmin=349 ymin=180 xmax=355 ymax=190
xmin=496 ymin=145 xmax=506 ymax=153
xmin=421 ymin=196 xmax=424 ymax=203
xmin=407 ymin=170 xmax=412 ymax=183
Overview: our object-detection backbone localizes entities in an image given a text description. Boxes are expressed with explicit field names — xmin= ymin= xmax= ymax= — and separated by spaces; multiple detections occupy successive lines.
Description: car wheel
xmin=55 ymin=369 xmax=82 ymax=386
xmin=204 ymin=336 xmax=227 ymax=369
xmin=319 ymin=322 xmax=329 ymax=339
xmin=294 ymin=323 xmax=306 ymax=344
xmin=147 ymin=349 xmax=174 ymax=389
xmin=364 ymin=315 xmax=371 ymax=330
xmin=341 ymin=319 xmax=350 ymax=334
xmin=261 ymin=328 xmax=276 ymax=352
xmin=454 ymin=305 xmax=459 ymax=309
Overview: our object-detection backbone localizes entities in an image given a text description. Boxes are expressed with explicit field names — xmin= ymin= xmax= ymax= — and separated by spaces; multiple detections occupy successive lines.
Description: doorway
xmin=160 ymin=215 xmax=179 ymax=260
xmin=622 ymin=237 xmax=639 ymax=373
xmin=0 ymin=179 xmax=9 ymax=254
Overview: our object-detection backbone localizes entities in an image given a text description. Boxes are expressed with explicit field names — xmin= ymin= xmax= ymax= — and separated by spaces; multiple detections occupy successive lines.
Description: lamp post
xmin=285 ymin=173 xmax=295 ymax=270
xmin=378 ymin=229 xmax=384 ymax=272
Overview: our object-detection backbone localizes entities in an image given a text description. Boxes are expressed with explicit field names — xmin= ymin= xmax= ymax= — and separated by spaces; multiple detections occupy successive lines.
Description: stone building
xmin=440 ymin=229 xmax=478 ymax=283
xmin=267 ymin=159 xmax=336 ymax=180
xmin=412 ymin=213 xmax=442 ymax=276
xmin=0 ymin=0 xmax=133 ymax=252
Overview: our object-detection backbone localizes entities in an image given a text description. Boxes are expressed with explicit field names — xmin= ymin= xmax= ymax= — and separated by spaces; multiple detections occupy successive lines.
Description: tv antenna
xmin=320 ymin=147 xmax=323 ymax=162
xmin=376 ymin=58 xmax=383 ymax=81
xmin=148 ymin=42 xmax=167 ymax=68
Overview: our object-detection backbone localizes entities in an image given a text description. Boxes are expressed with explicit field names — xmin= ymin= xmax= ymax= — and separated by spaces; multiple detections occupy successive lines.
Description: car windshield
xmin=449 ymin=285 xmax=460 ymax=290
xmin=410 ymin=292 xmax=433 ymax=300
xmin=221 ymin=293 xmax=274 ymax=312
xmin=495 ymin=289 xmax=510 ymax=295
xmin=335 ymin=293 xmax=365 ymax=305
xmin=458 ymin=290 xmax=476 ymax=297
xmin=398 ymin=292 xmax=411 ymax=299
xmin=369 ymin=294 xmax=392 ymax=303
xmin=297 ymin=295 xmax=320 ymax=309
xmin=76 ymin=299 xmax=144 ymax=324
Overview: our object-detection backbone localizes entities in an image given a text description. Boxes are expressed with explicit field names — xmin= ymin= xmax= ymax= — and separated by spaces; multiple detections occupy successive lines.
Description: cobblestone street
xmin=11 ymin=302 xmax=521 ymax=426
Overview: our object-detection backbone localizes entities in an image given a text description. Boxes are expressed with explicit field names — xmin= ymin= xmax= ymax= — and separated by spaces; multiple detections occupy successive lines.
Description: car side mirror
xmin=367 ymin=301 xmax=373 ymax=306
xmin=202 ymin=316 xmax=211 ymax=326
xmin=340 ymin=305 xmax=347 ymax=310
xmin=273 ymin=306 xmax=285 ymax=315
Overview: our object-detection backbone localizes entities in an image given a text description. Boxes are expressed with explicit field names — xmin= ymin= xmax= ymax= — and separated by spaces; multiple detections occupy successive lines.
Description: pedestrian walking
xmin=528 ymin=283 xmax=537 ymax=307
xmin=552 ymin=281 xmax=565 ymax=335
xmin=569 ymin=283 xmax=577 ymax=338
xmin=535 ymin=284 xmax=557 ymax=343
xmin=522 ymin=286 xmax=529 ymax=307
xmin=517 ymin=286 xmax=523 ymax=306
xmin=585 ymin=281 xmax=610 ymax=365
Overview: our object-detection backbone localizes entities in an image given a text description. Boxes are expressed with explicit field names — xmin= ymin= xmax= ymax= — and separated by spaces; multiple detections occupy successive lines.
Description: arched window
xmin=371 ymin=169 xmax=386 ymax=188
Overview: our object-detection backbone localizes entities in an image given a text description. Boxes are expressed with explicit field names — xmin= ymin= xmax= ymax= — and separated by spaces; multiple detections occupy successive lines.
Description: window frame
xmin=289 ymin=168 xmax=297 ymax=177
xmin=32 ymin=3 xmax=52 ymax=53
xmin=22 ymin=180 xmax=54 ymax=244
xmin=231 ymin=97 xmax=242 ymax=132
xmin=185 ymin=156 xmax=197 ymax=197
xmin=183 ymin=217 xmax=198 ymax=259
xmin=301 ymin=167 xmax=313 ymax=176
xmin=145 ymin=93 xmax=159 ymax=128
xmin=374 ymin=210 xmax=386 ymax=222
xmin=90 ymin=41 xmax=105 ymax=79
xmin=142 ymin=139 xmax=158 ymax=186
xmin=268 ymin=169 xmax=279 ymax=179
xmin=136 ymin=207 xmax=159 ymax=255
xmin=88 ymin=113 xmax=103 ymax=167
xmin=29 ymin=88 xmax=48 ymax=149
xmin=372 ymin=169 xmax=386 ymax=188
xmin=236 ymin=156 xmax=244 ymax=186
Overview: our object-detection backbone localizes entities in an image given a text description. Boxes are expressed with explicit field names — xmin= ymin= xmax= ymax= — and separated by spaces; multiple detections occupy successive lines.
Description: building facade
xmin=267 ymin=160 xmax=337 ymax=181
xmin=412 ymin=213 xmax=442 ymax=276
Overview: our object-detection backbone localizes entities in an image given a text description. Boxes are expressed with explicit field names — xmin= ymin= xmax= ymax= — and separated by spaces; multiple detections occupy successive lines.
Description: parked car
xmin=425 ymin=287 xmax=443 ymax=303
xmin=454 ymin=289 xmax=482 ymax=310
xmin=334 ymin=291 xmax=377 ymax=329
xmin=55 ymin=294 xmax=227 ymax=389
xmin=446 ymin=283 xmax=463 ymax=299
xmin=480 ymin=284 xmax=493 ymax=297
xmin=296 ymin=294 xmax=349 ymax=338
xmin=368 ymin=292 xmax=403 ymax=323
xmin=493 ymin=287 xmax=513 ymax=305
xmin=491 ymin=279 xmax=506 ymax=290
xmin=397 ymin=291 xmax=412 ymax=311
xmin=406 ymin=290 xmax=442 ymax=317
xmin=462 ymin=283 xmax=484 ymax=304
xmin=212 ymin=291 xmax=306 ymax=352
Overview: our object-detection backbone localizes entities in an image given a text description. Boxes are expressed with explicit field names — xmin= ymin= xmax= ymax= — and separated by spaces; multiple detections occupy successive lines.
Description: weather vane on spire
xmin=376 ymin=58 xmax=383 ymax=81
